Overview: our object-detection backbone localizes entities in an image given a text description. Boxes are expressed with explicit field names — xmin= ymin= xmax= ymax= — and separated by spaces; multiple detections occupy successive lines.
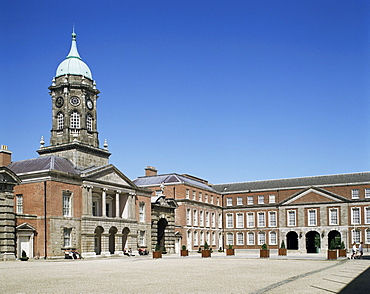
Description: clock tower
xmin=38 ymin=31 xmax=111 ymax=169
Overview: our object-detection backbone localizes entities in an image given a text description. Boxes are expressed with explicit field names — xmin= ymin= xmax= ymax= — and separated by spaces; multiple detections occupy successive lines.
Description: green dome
xmin=56 ymin=32 xmax=92 ymax=79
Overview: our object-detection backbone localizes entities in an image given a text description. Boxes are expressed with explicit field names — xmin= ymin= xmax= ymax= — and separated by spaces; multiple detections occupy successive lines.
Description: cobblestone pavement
xmin=0 ymin=252 xmax=369 ymax=293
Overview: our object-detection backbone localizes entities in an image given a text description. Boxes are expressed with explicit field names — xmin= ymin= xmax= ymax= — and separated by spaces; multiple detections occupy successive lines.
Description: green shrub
xmin=261 ymin=243 xmax=268 ymax=250
xmin=228 ymin=244 xmax=233 ymax=249
xmin=181 ymin=245 xmax=187 ymax=251
xmin=280 ymin=240 xmax=286 ymax=249
xmin=204 ymin=241 xmax=209 ymax=250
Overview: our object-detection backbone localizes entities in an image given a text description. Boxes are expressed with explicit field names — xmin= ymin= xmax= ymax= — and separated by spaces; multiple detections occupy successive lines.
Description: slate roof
xmin=8 ymin=156 xmax=79 ymax=174
xmin=134 ymin=174 xmax=217 ymax=192
xmin=212 ymin=172 xmax=370 ymax=193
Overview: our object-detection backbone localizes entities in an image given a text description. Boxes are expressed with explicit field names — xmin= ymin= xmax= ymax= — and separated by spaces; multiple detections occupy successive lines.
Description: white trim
xmin=283 ymin=188 xmax=342 ymax=205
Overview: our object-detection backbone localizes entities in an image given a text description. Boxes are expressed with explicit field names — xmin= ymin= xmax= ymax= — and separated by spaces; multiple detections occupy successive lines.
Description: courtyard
xmin=0 ymin=252 xmax=369 ymax=293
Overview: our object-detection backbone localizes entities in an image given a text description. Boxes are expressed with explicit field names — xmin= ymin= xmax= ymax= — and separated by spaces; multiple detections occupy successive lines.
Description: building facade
xmin=7 ymin=32 xmax=152 ymax=259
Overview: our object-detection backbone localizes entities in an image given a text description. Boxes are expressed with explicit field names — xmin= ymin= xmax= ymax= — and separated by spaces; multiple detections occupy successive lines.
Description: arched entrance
xmin=328 ymin=230 xmax=341 ymax=249
xmin=94 ymin=226 xmax=104 ymax=255
xmin=286 ymin=231 xmax=298 ymax=250
xmin=122 ymin=227 xmax=130 ymax=250
xmin=109 ymin=227 xmax=117 ymax=254
xmin=157 ymin=218 xmax=168 ymax=251
xmin=306 ymin=231 xmax=320 ymax=253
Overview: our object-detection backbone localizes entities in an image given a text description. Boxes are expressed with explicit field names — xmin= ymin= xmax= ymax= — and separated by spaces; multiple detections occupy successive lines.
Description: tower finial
xmin=72 ymin=24 xmax=76 ymax=40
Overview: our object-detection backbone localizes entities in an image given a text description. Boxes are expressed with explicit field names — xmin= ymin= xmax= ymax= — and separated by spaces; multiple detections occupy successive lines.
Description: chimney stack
xmin=145 ymin=166 xmax=157 ymax=177
xmin=0 ymin=145 xmax=12 ymax=166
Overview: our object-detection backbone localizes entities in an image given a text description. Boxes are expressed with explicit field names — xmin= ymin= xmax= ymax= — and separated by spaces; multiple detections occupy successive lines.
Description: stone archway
xmin=286 ymin=231 xmax=299 ymax=250
xmin=328 ymin=230 xmax=341 ymax=249
xmin=109 ymin=227 xmax=118 ymax=254
xmin=306 ymin=231 xmax=320 ymax=253
xmin=122 ymin=227 xmax=130 ymax=251
xmin=94 ymin=226 xmax=104 ymax=255
xmin=157 ymin=218 xmax=168 ymax=251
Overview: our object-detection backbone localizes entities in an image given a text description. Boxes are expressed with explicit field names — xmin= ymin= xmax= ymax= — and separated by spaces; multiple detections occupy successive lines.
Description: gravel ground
xmin=0 ymin=253 xmax=369 ymax=293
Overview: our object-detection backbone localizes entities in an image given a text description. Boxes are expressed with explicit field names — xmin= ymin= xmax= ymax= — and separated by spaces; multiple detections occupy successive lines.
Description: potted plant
xmin=153 ymin=244 xmax=162 ymax=259
xmin=226 ymin=244 xmax=235 ymax=256
xmin=338 ymin=241 xmax=346 ymax=257
xmin=201 ymin=241 xmax=211 ymax=258
xmin=278 ymin=240 xmax=287 ymax=256
xmin=180 ymin=245 xmax=188 ymax=257
xmin=218 ymin=246 xmax=224 ymax=252
xmin=20 ymin=250 xmax=29 ymax=261
xmin=260 ymin=243 xmax=270 ymax=258
xmin=327 ymin=239 xmax=337 ymax=260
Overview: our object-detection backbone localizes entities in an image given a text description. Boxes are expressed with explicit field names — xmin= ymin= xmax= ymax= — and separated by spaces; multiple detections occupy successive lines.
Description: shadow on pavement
xmin=339 ymin=265 xmax=370 ymax=294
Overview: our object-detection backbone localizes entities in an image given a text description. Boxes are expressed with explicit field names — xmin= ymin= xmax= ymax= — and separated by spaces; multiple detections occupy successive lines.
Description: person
xmin=351 ymin=243 xmax=357 ymax=259
xmin=358 ymin=242 xmax=363 ymax=259
xmin=123 ymin=248 xmax=130 ymax=256
xmin=128 ymin=248 xmax=135 ymax=256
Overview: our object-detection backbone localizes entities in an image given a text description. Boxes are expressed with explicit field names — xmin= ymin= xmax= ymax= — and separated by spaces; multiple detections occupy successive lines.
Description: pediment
xmin=16 ymin=223 xmax=36 ymax=231
xmin=282 ymin=187 xmax=346 ymax=205
xmin=82 ymin=165 xmax=136 ymax=188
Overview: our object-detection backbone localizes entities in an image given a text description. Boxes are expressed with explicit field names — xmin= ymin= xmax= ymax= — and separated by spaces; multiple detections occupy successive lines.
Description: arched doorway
xmin=94 ymin=226 xmax=104 ymax=255
xmin=306 ymin=231 xmax=320 ymax=253
xmin=157 ymin=218 xmax=168 ymax=251
xmin=109 ymin=227 xmax=118 ymax=254
xmin=122 ymin=227 xmax=130 ymax=251
xmin=328 ymin=230 xmax=341 ymax=249
xmin=286 ymin=231 xmax=299 ymax=250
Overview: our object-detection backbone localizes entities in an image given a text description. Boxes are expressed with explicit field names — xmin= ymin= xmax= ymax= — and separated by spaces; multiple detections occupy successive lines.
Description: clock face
xmin=86 ymin=99 xmax=94 ymax=110
xmin=55 ymin=96 xmax=64 ymax=108
xmin=70 ymin=96 xmax=80 ymax=106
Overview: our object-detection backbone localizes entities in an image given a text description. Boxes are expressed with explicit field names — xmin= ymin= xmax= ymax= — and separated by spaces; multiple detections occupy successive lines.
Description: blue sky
xmin=1 ymin=0 xmax=369 ymax=184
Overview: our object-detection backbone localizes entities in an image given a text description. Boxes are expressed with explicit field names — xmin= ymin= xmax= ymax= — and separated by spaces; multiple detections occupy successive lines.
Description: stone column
xmin=102 ymin=188 xmax=107 ymax=217
xmin=115 ymin=190 xmax=121 ymax=218
xmin=82 ymin=185 xmax=93 ymax=215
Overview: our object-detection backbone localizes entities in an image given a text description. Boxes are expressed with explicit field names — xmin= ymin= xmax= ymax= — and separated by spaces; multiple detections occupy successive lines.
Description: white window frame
xmin=329 ymin=208 xmax=338 ymax=225
xmin=57 ymin=112 xmax=64 ymax=130
xmin=288 ymin=210 xmax=296 ymax=226
xmin=199 ymin=192 xmax=202 ymax=202
xmin=226 ymin=213 xmax=233 ymax=228
xmin=258 ymin=231 xmax=266 ymax=245
xmin=247 ymin=232 xmax=255 ymax=245
xmin=212 ymin=232 xmax=216 ymax=246
xmin=365 ymin=207 xmax=370 ymax=224
xmin=186 ymin=189 xmax=189 ymax=199
xmin=308 ymin=209 xmax=317 ymax=226
xmin=352 ymin=229 xmax=361 ymax=244
xmin=366 ymin=229 xmax=370 ymax=244
xmin=70 ymin=111 xmax=80 ymax=129
xmin=237 ymin=197 xmax=243 ymax=205
xmin=193 ymin=209 xmax=198 ymax=226
xmin=351 ymin=189 xmax=360 ymax=199
xmin=269 ymin=231 xmax=277 ymax=245
xmin=237 ymin=232 xmax=244 ymax=245
xmin=247 ymin=212 xmax=255 ymax=228
xmin=227 ymin=233 xmax=234 ymax=246
xmin=247 ymin=196 xmax=253 ymax=205
xmin=210 ymin=195 xmax=214 ymax=204
xmin=258 ymin=195 xmax=264 ymax=204
xmin=16 ymin=194 xmax=23 ymax=214
xmin=86 ymin=113 xmax=93 ymax=131
xmin=200 ymin=231 xmax=204 ymax=245
xmin=269 ymin=194 xmax=276 ymax=204
xmin=139 ymin=231 xmax=145 ymax=246
xmin=258 ymin=212 xmax=265 ymax=227
xmin=211 ymin=212 xmax=215 ymax=228
xmin=226 ymin=197 xmax=232 ymax=206
xmin=186 ymin=209 xmax=191 ymax=226
xmin=351 ymin=207 xmax=360 ymax=225
xmin=139 ymin=202 xmax=145 ymax=222
xmin=199 ymin=211 xmax=204 ymax=227
xmin=206 ymin=211 xmax=210 ymax=228
xmin=365 ymin=188 xmax=370 ymax=199
xmin=63 ymin=228 xmax=72 ymax=248
xmin=194 ymin=231 xmax=198 ymax=246
xmin=205 ymin=194 xmax=208 ymax=203
xmin=63 ymin=192 xmax=72 ymax=217
xmin=192 ymin=191 xmax=196 ymax=200
xmin=218 ymin=213 xmax=222 ymax=228
xmin=268 ymin=211 xmax=276 ymax=227
xmin=236 ymin=213 xmax=244 ymax=228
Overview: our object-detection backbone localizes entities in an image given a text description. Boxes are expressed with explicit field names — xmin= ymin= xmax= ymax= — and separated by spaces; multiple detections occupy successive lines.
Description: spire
xmin=66 ymin=27 xmax=81 ymax=60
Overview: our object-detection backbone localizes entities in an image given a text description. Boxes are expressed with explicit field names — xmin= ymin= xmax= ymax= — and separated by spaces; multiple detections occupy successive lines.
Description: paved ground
xmin=0 ymin=251 xmax=369 ymax=293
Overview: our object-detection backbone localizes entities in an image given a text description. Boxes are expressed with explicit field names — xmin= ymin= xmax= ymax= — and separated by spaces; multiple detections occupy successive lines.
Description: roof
xmin=134 ymin=174 xmax=218 ymax=193
xmin=56 ymin=31 xmax=92 ymax=79
xmin=212 ymin=172 xmax=370 ymax=193
xmin=8 ymin=156 xmax=78 ymax=174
